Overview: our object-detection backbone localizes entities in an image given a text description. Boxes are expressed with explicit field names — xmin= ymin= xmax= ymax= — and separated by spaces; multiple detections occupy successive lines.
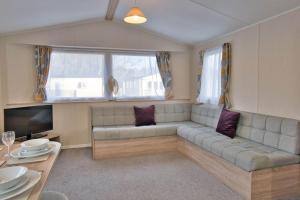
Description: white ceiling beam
xmin=105 ymin=0 xmax=120 ymax=21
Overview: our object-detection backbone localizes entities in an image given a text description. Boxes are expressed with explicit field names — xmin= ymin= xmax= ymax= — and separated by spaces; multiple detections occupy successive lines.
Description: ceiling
xmin=0 ymin=0 xmax=299 ymax=44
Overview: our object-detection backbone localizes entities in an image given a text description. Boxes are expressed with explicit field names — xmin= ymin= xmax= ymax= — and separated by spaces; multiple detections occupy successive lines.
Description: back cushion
xmin=92 ymin=103 xmax=192 ymax=126
xmin=155 ymin=103 xmax=191 ymax=123
xmin=237 ymin=112 xmax=300 ymax=154
xmin=191 ymin=104 xmax=222 ymax=128
xmin=92 ymin=106 xmax=135 ymax=126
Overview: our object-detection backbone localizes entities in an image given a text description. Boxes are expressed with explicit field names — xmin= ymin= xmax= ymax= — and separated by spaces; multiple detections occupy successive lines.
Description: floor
xmin=45 ymin=148 xmax=245 ymax=200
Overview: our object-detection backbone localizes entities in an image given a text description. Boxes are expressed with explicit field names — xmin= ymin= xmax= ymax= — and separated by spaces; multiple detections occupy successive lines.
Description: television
xmin=4 ymin=105 xmax=53 ymax=140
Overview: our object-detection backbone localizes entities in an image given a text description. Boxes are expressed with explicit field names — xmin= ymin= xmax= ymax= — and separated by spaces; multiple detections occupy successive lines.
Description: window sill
xmin=44 ymin=98 xmax=109 ymax=104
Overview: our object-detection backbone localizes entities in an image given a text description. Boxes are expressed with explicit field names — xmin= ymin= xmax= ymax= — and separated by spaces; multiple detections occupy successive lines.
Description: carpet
xmin=45 ymin=148 xmax=246 ymax=200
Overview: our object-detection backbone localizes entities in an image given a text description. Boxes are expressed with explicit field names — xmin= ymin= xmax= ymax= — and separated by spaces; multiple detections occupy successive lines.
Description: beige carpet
xmin=45 ymin=148 xmax=247 ymax=200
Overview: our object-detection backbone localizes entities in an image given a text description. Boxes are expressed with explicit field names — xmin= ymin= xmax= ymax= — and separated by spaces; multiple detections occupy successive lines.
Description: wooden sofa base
xmin=177 ymin=138 xmax=252 ymax=199
xmin=92 ymin=136 xmax=300 ymax=200
xmin=177 ymin=138 xmax=300 ymax=200
xmin=92 ymin=136 xmax=178 ymax=159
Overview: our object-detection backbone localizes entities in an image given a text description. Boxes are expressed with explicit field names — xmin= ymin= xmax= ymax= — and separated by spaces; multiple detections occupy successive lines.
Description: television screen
xmin=4 ymin=105 xmax=53 ymax=138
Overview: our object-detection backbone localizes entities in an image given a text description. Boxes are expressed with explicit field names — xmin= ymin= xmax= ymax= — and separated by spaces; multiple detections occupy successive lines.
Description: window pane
xmin=46 ymin=51 xmax=105 ymax=100
xmin=198 ymin=46 xmax=222 ymax=105
xmin=112 ymin=54 xmax=165 ymax=98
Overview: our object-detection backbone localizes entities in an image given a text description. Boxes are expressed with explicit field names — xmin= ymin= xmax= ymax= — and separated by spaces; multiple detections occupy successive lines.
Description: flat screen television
xmin=4 ymin=105 xmax=53 ymax=139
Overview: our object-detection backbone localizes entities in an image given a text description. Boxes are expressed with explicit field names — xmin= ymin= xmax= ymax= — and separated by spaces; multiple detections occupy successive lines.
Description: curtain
xmin=34 ymin=46 xmax=52 ymax=102
xmin=219 ymin=43 xmax=232 ymax=108
xmin=108 ymin=75 xmax=119 ymax=96
xmin=196 ymin=50 xmax=204 ymax=101
xmin=156 ymin=52 xmax=173 ymax=99
xmin=198 ymin=46 xmax=222 ymax=105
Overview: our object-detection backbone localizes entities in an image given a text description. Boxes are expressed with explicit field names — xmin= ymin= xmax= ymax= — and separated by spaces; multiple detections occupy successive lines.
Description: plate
xmin=0 ymin=166 xmax=28 ymax=191
xmin=0 ymin=176 xmax=29 ymax=195
xmin=0 ymin=170 xmax=41 ymax=200
xmin=21 ymin=139 xmax=49 ymax=152
xmin=20 ymin=145 xmax=51 ymax=156
xmin=10 ymin=142 xmax=55 ymax=159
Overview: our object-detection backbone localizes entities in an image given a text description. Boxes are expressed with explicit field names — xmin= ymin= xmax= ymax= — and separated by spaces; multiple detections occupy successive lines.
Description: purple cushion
xmin=134 ymin=105 xmax=156 ymax=126
xmin=216 ymin=109 xmax=240 ymax=138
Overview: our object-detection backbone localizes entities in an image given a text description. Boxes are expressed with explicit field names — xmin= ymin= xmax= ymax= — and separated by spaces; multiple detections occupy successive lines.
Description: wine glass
xmin=2 ymin=131 xmax=15 ymax=159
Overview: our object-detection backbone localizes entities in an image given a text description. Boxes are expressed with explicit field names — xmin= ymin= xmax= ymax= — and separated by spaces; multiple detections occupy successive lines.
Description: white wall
xmin=5 ymin=44 xmax=35 ymax=104
xmin=193 ymin=8 xmax=300 ymax=120
xmin=3 ymin=21 xmax=191 ymax=105
xmin=0 ymin=20 xmax=192 ymax=146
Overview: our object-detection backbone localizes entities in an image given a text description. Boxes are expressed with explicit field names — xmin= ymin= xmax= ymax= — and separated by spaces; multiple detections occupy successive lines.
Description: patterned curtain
xmin=34 ymin=46 xmax=52 ymax=102
xmin=219 ymin=43 xmax=232 ymax=108
xmin=196 ymin=50 xmax=204 ymax=102
xmin=156 ymin=52 xmax=173 ymax=99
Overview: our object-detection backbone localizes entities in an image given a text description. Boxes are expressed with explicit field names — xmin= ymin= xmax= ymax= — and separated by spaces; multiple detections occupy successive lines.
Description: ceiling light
xmin=124 ymin=6 xmax=147 ymax=24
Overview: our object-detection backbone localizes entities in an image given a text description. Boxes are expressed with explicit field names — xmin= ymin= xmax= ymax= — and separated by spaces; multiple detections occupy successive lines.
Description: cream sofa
xmin=178 ymin=105 xmax=300 ymax=171
xmin=91 ymin=103 xmax=300 ymax=199
xmin=92 ymin=103 xmax=300 ymax=171
xmin=92 ymin=103 xmax=192 ymax=140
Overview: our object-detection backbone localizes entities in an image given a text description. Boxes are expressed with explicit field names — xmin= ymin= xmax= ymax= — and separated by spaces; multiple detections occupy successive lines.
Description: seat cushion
xmin=93 ymin=125 xmax=155 ymax=140
xmin=177 ymin=125 xmax=218 ymax=144
xmin=178 ymin=125 xmax=300 ymax=171
xmin=202 ymin=135 xmax=230 ymax=152
xmin=176 ymin=121 xmax=204 ymax=128
xmin=207 ymin=136 xmax=300 ymax=171
xmin=93 ymin=122 xmax=196 ymax=140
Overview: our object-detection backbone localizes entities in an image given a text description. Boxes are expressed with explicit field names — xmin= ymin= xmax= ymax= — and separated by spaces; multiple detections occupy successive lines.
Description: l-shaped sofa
xmin=91 ymin=103 xmax=300 ymax=200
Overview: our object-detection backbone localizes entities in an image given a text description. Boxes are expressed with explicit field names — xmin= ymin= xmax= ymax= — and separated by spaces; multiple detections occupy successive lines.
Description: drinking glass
xmin=2 ymin=131 xmax=15 ymax=159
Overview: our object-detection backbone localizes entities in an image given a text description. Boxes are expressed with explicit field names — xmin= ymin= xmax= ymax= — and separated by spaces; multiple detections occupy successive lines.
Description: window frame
xmin=45 ymin=47 xmax=165 ymax=103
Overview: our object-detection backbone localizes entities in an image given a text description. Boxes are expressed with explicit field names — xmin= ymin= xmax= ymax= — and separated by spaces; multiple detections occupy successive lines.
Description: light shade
xmin=124 ymin=7 xmax=147 ymax=24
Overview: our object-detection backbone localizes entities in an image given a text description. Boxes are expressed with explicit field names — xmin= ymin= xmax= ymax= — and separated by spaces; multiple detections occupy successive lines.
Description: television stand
xmin=15 ymin=133 xmax=60 ymax=143
xmin=31 ymin=132 xmax=48 ymax=139
xmin=43 ymin=132 xmax=60 ymax=142
xmin=32 ymin=132 xmax=60 ymax=142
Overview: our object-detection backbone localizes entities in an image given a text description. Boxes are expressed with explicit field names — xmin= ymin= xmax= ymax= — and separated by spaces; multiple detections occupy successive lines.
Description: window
xmin=46 ymin=49 xmax=165 ymax=101
xmin=46 ymin=50 xmax=105 ymax=101
xmin=112 ymin=54 xmax=164 ymax=99
xmin=198 ymin=46 xmax=222 ymax=105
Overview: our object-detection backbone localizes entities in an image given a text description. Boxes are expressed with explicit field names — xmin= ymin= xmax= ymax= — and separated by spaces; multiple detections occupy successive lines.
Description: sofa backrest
xmin=191 ymin=104 xmax=223 ymax=128
xmin=237 ymin=112 xmax=300 ymax=154
xmin=91 ymin=103 xmax=192 ymax=127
